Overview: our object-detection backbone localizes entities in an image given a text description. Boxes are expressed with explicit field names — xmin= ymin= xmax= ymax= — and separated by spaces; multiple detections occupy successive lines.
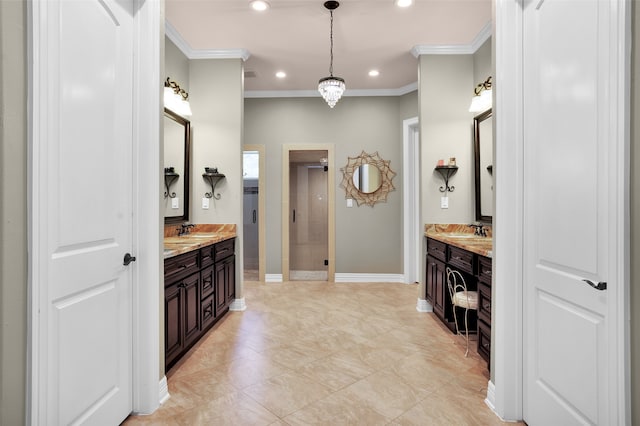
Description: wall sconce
xmin=164 ymin=77 xmax=193 ymax=117
xmin=469 ymin=76 xmax=492 ymax=113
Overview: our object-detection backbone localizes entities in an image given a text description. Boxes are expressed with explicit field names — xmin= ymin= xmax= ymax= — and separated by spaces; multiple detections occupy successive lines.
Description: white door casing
xmin=29 ymin=0 xmax=162 ymax=422
xmin=402 ymin=117 xmax=421 ymax=287
xmin=521 ymin=0 xmax=630 ymax=424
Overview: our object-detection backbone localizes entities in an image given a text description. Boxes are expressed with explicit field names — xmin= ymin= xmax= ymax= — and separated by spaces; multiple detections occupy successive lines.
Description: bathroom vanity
xmin=163 ymin=225 xmax=236 ymax=370
xmin=425 ymin=224 xmax=492 ymax=368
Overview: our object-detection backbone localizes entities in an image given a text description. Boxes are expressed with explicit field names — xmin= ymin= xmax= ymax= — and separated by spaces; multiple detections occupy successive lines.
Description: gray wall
xmin=165 ymin=38 xmax=190 ymax=93
xmin=631 ymin=0 xmax=639 ymax=422
xmin=473 ymin=39 xmax=492 ymax=91
xmin=244 ymin=94 xmax=417 ymax=275
xmin=0 ymin=1 xmax=27 ymax=424
xmin=189 ymin=58 xmax=245 ymax=297
xmin=419 ymin=54 xmax=477 ymax=226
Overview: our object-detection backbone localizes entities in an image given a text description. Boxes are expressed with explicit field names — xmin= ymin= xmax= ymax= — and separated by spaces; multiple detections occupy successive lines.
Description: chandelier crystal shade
xmin=318 ymin=1 xmax=345 ymax=108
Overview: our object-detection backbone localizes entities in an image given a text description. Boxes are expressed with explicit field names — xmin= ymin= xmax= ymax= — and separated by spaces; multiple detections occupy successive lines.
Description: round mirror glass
xmin=353 ymin=164 xmax=382 ymax=194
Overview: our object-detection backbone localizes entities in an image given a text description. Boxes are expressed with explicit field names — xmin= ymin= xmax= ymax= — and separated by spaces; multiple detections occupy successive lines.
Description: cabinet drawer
xmin=214 ymin=238 xmax=235 ymax=261
xmin=478 ymin=282 xmax=491 ymax=325
xmin=447 ymin=246 xmax=474 ymax=275
xmin=478 ymin=256 xmax=492 ymax=285
xmin=164 ymin=251 xmax=199 ymax=285
xmin=477 ymin=320 xmax=491 ymax=363
xmin=200 ymin=265 xmax=214 ymax=299
xmin=201 ymin=295 xmax=215 ymax=330
xmin=427 ymin=238 xmax=447 ymax=262
xmin=200 ymin=245 xmax=214 ymax=268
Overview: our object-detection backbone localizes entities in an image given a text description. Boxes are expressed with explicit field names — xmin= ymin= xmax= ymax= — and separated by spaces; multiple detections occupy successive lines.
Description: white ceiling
xmin=165 ymin=0 xmax=492 ymax=94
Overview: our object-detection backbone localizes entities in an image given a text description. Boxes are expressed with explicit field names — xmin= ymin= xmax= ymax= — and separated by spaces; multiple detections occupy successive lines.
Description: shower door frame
xmin=243 ymin=145 xmax=266 ymax=282
xmin=282 ymin=144 xmax=335 ymax=282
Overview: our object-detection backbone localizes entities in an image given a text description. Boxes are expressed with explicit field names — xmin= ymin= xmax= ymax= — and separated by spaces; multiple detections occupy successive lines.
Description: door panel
xmin=523 ymin=0 xmax=618 ymax=423
xmin=40 ymin=0 xmax=134 ymax=423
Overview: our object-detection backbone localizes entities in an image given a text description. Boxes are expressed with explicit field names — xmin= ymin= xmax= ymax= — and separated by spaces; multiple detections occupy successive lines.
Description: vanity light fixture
xmin=318 ymin=1 xmax=345 ymax=108
xmin=395 ymin=0 xmax=413 ymax=7
xmin=250 ymin=0 xmax=270 ymax=11
xmin=469 ymin=76 xmax=492 ymax=113
xmin=164 ymin=77 xmax=192 ymax=117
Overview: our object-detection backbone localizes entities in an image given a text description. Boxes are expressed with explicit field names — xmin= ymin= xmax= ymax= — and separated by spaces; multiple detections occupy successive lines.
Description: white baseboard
xmin=265 ymin=273 xmax=406 ymax=283
xmin=229 ymin=297 xmax=247 ymax=311
xmin=416 ymin=298 xmax=432 ymax=312
xmin=265 ymin=274 xmax=283 ymax=282
xmin=334 ymin=273 xmax=405 ymax=283
xmin=159 ymin=376 xmax=170 ymax=405
xmin=484 ymin=380 xmax=520 ymax=422
xmin=485 ymin=380 xmax=499 ymax=417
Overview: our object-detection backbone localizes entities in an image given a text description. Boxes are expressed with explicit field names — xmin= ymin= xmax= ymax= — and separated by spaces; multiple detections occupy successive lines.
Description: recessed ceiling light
xmin=369 ymin=70 xmax=380 ymax=77
xmin=395 ymin=0 xmax=413 ymax=7
xmin=250 ymin=0 xmax=270 ymax=11
xmin=275 ymin=71 xmax=286 ymax=78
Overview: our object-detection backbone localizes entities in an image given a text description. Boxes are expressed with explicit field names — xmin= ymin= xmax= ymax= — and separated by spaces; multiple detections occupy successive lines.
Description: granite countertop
xmin=425 ymin=223 xmax=493 ymax=258
xmin=164 ymin=224 xmax=236 ymax=259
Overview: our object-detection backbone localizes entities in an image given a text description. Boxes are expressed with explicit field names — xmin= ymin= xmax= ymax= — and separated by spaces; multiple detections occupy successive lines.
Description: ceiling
xmin=165 ymin=0 xmax=492 ymax=93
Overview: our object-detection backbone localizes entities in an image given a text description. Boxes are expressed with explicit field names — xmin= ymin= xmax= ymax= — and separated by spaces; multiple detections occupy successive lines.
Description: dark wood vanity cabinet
xmin=164 ymin=238 xmax=236 ymax=370
xmin=476 ymin=255 xmax=492 ymax=366
xmin=425 ymin=237 xmax=492 ymax=368
xmin=164 ymin=271 xmax=200 ymax=368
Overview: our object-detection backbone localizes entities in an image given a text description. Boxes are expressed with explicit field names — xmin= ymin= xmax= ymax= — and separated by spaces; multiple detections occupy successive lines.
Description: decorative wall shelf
xmin=164 ymin=168 xmax=179 ymax=198
xmin=203 ymin=168 xmax=225 ymax=200
xmin=435 ymin=165 xmax=458 ymax=193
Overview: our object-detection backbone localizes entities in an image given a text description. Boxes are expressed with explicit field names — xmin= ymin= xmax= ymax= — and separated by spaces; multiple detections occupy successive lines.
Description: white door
xmin=522 ymin=0 xmax=627 ymax=424
xmin=33 ymin=0 xmax=135 ymax=423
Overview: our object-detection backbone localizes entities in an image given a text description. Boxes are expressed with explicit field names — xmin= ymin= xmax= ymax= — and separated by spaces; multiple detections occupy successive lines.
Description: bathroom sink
xmin=187 ymin=233 xmax=219 ymax=238
xmin=440 ymin=233 xmax=482 ymax=239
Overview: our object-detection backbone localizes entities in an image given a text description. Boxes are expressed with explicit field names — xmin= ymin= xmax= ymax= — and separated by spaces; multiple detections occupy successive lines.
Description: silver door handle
xmin=582 ymin=279 xmax=607 ymax=291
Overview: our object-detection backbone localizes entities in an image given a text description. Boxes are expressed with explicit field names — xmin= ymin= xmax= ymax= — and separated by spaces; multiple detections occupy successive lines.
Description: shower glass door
xmin=243 ymin=151 xmax=259 ymax=281
xmin=289 ymin=150 xmax=328 ymax=281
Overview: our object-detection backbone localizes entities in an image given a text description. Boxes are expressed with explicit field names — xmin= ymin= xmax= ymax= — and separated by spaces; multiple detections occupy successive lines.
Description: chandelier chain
xmin=329 ymin=10 xmax=334 ymax=76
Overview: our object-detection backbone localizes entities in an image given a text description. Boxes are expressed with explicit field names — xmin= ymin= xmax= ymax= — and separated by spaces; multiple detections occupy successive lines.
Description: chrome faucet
xmin=177 ymin=223 xmax=195 ymax=236
xmin=469 ymin=224 xmax=487 ymax=237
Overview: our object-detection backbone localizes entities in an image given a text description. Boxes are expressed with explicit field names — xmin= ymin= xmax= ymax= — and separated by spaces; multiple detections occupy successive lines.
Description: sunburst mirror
xmin=339 ymin=151 xmax=396 ymax=207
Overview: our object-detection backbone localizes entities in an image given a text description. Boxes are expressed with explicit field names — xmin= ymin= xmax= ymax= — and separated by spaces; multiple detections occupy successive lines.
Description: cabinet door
xmin=164 ymin=282 xmax=183 ymax=367
xmin=182 ymin=273 xmax=201 ymax=347
xmin=425 ymin=255 xmax=435 ymax=305
xmin=215 ymin=261 xmax=226 ymax=315
xmin=430 ymin=256 xmax=447 ymax=320
xmin=225 ymin=255 xmax=236 ymax=305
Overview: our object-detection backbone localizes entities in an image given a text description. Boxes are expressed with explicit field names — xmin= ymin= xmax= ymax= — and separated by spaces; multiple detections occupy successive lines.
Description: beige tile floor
xmin=124 ymin=281 xmax=519 ymax=425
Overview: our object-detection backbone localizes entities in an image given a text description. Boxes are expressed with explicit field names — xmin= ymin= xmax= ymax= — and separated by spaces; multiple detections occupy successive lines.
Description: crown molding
xmin=165 ymin=20 xmax=250 ymax=61
xmin=411 ymin=21 xmax=492 ymax=57
xmin=470 ymin=21 xmax=492 ymax=52
xmin=244 ymin=81 xmax=418 ymax=99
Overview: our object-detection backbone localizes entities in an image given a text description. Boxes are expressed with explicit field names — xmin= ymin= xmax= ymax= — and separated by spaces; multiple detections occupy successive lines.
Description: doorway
xmin=243 ymin=145 xmax=265 ymax=282
xmin=282 ymin=144 xmax=335 ymax=282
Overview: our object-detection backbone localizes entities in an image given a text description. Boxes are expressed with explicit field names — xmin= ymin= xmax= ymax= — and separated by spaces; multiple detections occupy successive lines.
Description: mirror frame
xmin=473 ymin=108 xmax=493 ymax=223
xmin=164 ymin=107 xmax=191 ymax=224
xmin=339 ymin=151 xmax=396 ymax=207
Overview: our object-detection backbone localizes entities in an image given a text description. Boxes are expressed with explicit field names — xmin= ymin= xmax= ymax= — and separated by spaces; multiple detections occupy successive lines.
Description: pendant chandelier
xmin=318 ymin=1 xmax=345 ymax=108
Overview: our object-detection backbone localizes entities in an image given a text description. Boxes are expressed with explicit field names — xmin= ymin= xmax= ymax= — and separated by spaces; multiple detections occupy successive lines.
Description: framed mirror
xmin=340 ymin=151 xmax=396 ymax=207
xmin=164 ymin=108 xmax=191 ymax=224
xmin=473 ymin=109 xmax=493 ymax=223
xmin=353 ymin=164 xmax=382 ymax=194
